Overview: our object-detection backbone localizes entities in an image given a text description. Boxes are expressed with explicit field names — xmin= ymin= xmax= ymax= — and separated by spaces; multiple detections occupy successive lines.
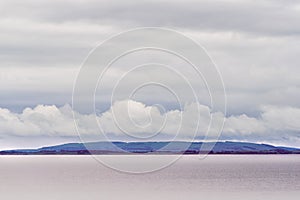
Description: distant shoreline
xmin=1 ymin=141 xmax=300 ymax=155
xmin=2 ymin=153 xmax=300 ymax=155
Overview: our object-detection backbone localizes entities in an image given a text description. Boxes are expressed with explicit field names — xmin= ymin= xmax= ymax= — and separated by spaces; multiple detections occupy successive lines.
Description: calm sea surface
xmin=0 ymin=155 xmax=299 ymax=200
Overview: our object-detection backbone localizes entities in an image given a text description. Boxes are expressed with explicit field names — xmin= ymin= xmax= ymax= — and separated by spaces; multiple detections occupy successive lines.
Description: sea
xmin=0 ymin=155 xmax=299 ymax=200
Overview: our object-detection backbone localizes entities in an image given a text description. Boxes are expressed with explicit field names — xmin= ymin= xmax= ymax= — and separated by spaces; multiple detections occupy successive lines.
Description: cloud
xmin=0 ymin=0 xmax=300 ymax=117
xmin=1 ymin=0 xmax=300 ymax=36
xmin=0 ymin=0 xmax=300 ymax=148
xmin=0 ymin=104 xmax=74 ymax=137
xmin=261 ymin=105 xmax=300 ymax=132
xmin=0 ymin=100 xmax=299 ymax=148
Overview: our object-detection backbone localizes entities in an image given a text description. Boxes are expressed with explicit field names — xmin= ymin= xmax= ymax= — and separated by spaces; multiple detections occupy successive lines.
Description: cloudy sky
xmin=0 ymin=0 xmax=300 ymax=149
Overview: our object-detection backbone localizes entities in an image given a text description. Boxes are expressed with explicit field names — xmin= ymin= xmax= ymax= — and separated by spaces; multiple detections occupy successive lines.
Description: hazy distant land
xmin=1 ymin=141 xmax=300 ymax=155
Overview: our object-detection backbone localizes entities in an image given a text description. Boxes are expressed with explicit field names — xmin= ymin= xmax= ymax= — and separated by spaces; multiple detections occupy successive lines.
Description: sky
xmin=0 ymin=0 xmax=300 ymax=149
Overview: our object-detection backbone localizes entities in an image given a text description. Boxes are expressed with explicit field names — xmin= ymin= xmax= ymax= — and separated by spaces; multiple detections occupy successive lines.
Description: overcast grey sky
xmin=0 ymin=0 xmax=299 ymax=149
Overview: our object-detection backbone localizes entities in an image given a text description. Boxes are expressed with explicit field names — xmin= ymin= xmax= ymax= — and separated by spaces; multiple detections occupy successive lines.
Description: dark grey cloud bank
xmin=0 ymin=0 xmax=299 ymax=148
xmin=1 ymin=0 xmax=300 ymax=36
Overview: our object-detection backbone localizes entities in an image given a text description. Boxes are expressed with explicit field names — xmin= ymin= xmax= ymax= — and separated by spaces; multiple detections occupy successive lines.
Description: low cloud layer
xmin=0 ymin=100 xmax=299 ymax=149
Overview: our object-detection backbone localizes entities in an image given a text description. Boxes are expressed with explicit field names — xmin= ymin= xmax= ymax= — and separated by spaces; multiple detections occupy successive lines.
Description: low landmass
xmin=1 ymin=141 xmax=300 ymax=155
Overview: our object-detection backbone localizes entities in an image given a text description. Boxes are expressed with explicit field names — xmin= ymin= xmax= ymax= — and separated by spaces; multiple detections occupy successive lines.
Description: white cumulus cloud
xmin=0 ymin=100 xmax=299 ymax=148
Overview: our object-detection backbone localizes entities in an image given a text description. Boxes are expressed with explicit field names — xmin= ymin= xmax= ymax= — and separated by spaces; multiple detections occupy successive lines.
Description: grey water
xmin=0 ymin=155 xmax=299 ymax=200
